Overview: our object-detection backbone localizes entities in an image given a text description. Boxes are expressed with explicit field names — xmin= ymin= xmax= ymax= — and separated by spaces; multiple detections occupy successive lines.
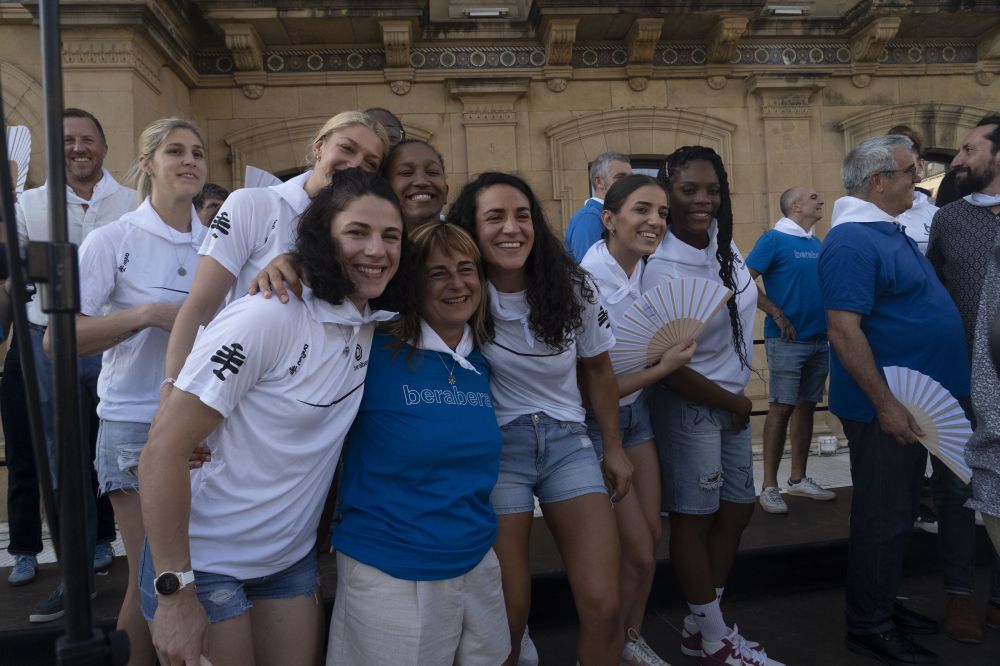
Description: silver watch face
xmin=155 ymin=572 xmax=181 ymax=595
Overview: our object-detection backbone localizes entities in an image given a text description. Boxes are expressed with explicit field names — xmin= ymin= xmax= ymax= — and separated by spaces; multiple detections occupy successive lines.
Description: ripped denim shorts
xmin=648 ymin=385 xmax=756 ymax=515
xmin=95 ymin=420 xmax=150 ymax=494
xmin=138 ymin=540 xmax=319 ymax=623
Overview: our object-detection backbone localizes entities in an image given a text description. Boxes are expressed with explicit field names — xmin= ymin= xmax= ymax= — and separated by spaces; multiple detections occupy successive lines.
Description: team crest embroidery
xmin=598 ymin=306 xmax=611 ymax=328
xmin=209 ymin=211 xmax=231 ymax=238
xmin=211 ymin=343 xmax=246 ymax=380
xmin=117 ymin=252 xmax=130 ymax=273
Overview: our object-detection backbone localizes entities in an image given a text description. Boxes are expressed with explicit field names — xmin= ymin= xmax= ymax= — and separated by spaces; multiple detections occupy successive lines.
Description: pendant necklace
xmin=436 ymin=352 xmax=458 ymax=385
xmin=165 ymin=222 xmax=191 ymax=276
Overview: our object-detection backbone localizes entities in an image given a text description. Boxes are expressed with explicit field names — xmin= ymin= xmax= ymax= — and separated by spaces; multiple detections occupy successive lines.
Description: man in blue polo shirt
xmin=563 ymin=151 xmax=631 ymax=261
xmin=747 ymin=185 xmax=835 ymax=515
xmin=820 ymin=135 xmax=970 ymax=666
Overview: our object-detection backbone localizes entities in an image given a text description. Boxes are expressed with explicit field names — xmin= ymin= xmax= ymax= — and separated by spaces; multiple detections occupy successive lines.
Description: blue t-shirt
xmin=563 ymin=198 xmax=604 ymax=262
xmin=332 ymin=332 xmax=503 ymax=581
xmin=746 ymin=230 xmax=826 ymax=340
xmin=819 ymin=222 xmax=970 ymax=423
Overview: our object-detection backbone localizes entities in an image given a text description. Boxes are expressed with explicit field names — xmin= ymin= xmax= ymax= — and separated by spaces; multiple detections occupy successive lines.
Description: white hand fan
xmin=6 ymin=125 xmax=31 ymax=194
xmin=244 ymin=165 xmax=282 ymax=188
xmin=883 ymin=366 xmax=972 ymax=484
xmin=609 ymin=278 xmax=733 ymax=373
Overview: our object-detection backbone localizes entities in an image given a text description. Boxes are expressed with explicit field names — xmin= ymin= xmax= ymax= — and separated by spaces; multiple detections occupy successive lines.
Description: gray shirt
xmin=926 ymin=199 xmax=1000 ymax=352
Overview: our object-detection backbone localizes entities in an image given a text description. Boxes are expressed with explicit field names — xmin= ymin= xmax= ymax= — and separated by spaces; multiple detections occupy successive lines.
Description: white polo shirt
xmin=480 ymin=280 xmax=615 ymax=426
xmin=197 ymin=171 xmax=312 ymax=304
xmin=16 ymin=170 xmax=137 ymax=326
xmin=78 ymin=198 xmax=205 ymax=423
xmin=176 ymin=289 xmax=388 ymax=579
xmin=581 ymin=240 xmax=645 ymax=406
xmin=641 ymin=222 xmax=757 ymax=394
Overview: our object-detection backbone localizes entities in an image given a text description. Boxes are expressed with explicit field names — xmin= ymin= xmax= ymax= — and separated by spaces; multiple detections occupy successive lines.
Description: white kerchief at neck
xmin=773 ymin=217 xmax=812 ymax=239
xmin=964 ymin=192 xmax=1000 ymax=207
xmin=64 ymin=169 xmax=119 ymax=206
xmin=589 ymin=241 xmax=640 ymax=305
xmin=487 ymin=281 xmax=534 ymax=346
xmin=829 ymin=196 xmax=898 ymax=225
xmin=416 ymin=319 xmax=480 ymax=375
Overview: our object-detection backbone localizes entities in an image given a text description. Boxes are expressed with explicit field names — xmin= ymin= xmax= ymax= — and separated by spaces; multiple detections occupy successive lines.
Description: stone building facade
xmin=3 ymin=0 xmax=999 ymax=441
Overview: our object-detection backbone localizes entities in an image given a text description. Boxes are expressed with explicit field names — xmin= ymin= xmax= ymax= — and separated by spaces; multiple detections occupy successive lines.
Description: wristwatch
xmin=154 ymin=569 xmax=196 ymax=596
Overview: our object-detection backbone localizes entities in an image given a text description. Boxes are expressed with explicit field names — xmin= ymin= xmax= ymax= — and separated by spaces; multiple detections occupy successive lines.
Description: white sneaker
xmin=785 ymin=477 xmax=835 ymax=501
xmin=758 ymin=487 xmax=788 ymax=514
xmin=682 ymin=615 xmax=760 ymax=658
xmin=518 ymin=626 xmax=539 ymax=666
xmin=622 ymin=627 xmax=671 ymax=665
xmin=701 ymin=625 xmax=785 ymax=666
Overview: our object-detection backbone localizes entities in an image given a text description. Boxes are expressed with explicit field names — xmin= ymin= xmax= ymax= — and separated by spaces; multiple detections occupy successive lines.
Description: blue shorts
xmin=139 ymin=541 xmax=320 ymax=624
xmin=95 ymin=420 xmax=149 ymax=494
xmin=490 ymin=413 xmax=607 ymax=514
xmin=649 ymin=385 xmax=756 ymax=515
xmin=765 ymin=338 xmax=829 ymax=405
xmin=585 ymin=393 xmax=655 ymax=459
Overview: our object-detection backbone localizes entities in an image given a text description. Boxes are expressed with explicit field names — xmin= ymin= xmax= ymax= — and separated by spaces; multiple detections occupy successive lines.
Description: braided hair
xmin=657 ymin=146 xmax=750 ymax=370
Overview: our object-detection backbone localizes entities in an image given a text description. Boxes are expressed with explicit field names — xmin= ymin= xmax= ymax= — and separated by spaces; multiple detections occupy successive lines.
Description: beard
xmin=953 ymin=163 xmax=996 ymax=196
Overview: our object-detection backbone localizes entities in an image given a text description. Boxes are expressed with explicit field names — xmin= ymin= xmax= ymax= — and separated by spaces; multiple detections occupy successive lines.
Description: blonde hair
xmin=306 ymin=110 xmax=390 ymax=166
xmin=126 ymin=118 xmax=204 ymax=202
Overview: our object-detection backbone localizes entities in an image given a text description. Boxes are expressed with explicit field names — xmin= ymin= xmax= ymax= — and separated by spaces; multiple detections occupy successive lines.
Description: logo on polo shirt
xmin=209 ymin=212 xmax=231 ymax=238
xmin=352 ymin=344 xmax=367 ymax=371
xmin=288 ymin=343 xmax=309 ymax=375
xmin=598 ymin=306 xmax=610 ymax=329
xmin=210 ymin=342 xmax=246 ymax=380
xmin=117 ymin=252 xmax=130 ymax=273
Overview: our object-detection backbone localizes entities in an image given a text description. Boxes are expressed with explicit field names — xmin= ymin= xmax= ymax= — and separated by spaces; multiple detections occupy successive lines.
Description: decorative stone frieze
xmin=62 ymin=39 xmax=160 ymax=93
xmin=747 ymin=75 xmax=826 ymax=119
xmin=850 ymin=16 xmax=901 ymax=63
xmin=625 ymin=18 xmax=662 ymax=91
xmin=448 ymin=78 xmax=528 ymax=173
xmin=976 ymin=25 xmax=1000 ymax=86
xmin=707 ymin=16 xmax=748 ymax=64
xmin=222 ymin=24 xmax=267 ymax=99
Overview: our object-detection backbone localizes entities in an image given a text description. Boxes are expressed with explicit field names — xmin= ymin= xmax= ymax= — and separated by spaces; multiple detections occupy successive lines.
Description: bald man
xmin=746 ymin=186 xmax=835 ymax=515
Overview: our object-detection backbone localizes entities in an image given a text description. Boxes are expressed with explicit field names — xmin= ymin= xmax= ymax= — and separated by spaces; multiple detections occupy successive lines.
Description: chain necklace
xmin=435 ymin=352 xmax=458 ymax=385
xmin=163 ymin=221 xmax=191 ymax=276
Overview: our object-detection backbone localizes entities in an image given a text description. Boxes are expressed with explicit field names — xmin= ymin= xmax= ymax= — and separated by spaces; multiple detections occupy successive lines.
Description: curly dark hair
xmin=657 ymin=146 xmax=750 ymax=370
xmin=293 ymin=168 xmax=415 ymax=310
xmin=446 ymin=171 xmax=593 ymax=351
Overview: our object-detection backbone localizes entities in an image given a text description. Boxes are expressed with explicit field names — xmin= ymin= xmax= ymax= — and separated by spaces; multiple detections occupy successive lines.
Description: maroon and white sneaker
xmin=681 ymin=616 xmax=760 ymax=658
xmin=700 ymin=626 xmax=783 ymax=666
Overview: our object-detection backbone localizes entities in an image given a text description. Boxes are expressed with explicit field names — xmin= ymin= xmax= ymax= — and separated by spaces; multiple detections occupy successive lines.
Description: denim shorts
xmin=95 ymin=420 xmax=150 ymax=494
xmin=585 ymin=393 xmax=655 ymax=459
xmin=139 ymin=540 xmax=320 ymax=623
xmin=490 ymin=412 xmax=607 ymax=514
xmin=765 ymin=337 xmax=829 ymax=405
xmin=648 ymin=385 xmax=756 ymax=515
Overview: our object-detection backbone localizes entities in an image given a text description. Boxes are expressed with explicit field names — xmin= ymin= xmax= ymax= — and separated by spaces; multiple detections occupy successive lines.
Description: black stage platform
xmin=3 ymin=487 xmax=999 ymax=665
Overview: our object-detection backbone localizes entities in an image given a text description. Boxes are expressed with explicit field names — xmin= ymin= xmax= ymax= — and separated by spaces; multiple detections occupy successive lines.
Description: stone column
xmin=448 ymin=78 xmax=528 ymax=175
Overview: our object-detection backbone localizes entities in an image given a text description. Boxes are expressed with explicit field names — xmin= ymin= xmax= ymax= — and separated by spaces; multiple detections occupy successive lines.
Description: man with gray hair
xmin=563 ymin=151 xmax=632 ymax=261
xmin=819 ymin=134 xmax=970 ymax=665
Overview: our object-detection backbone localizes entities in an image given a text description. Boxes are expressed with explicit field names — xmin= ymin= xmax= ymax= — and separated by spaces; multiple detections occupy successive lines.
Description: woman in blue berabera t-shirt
xmin=329 ymin=222 xmax=510 ymax=664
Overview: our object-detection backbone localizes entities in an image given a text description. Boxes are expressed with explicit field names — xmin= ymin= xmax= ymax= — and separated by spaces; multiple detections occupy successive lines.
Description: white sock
xmin=688 ymin=598 xmax=728 ymax=643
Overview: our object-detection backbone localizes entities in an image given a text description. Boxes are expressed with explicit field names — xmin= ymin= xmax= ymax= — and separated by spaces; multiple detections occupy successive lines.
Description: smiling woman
xmin=384 ymin=139 xmax=449 ymax=231
xmin=328 ymin=222 xmax=508 ymax=663
xmin=138 ymin=169 xmax=408 ymax=666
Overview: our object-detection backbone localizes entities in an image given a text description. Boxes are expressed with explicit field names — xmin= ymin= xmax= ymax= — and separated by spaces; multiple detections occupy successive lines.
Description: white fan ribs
xmin=883 ymin=366 xmax=972 ymax=484
xmin=609 ymin=278 xmax=733 ymax=373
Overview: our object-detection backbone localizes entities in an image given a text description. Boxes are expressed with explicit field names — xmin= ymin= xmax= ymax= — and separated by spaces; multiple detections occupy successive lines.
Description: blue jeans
xmin=842 ymin=416 xmax=927 ymax=635
xmin=931 ymin=397 xmax=1000 ymax=602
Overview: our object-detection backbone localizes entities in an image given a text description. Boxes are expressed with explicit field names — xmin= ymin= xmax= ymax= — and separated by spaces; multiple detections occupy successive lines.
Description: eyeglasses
xmin=386 ymin=127 xmax=406 ymax=146
xmin=878 ymin=164 xmax=919 ymax=179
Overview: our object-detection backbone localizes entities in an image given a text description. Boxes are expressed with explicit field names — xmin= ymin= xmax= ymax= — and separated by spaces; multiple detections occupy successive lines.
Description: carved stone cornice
xmin=850 ymin=16 xmax=901 ymax=63
xmin=543 ymin=18 xmax=578 ymax=93
xmin=976 ymin=25 xmax=1000 ymax=86
xmin=381 ymin=20 xmax=414 ymax=94
xmin=448 ymin=78 xmax=528 ymax=127
xmin=222 ymin=24 xmax=264 ymax=72
xmin=625 ymin=18 xmax=662 ymax=92
xmin=707 ymin=16 xmax=748 ymax=64
xmin=62 ymin=37 xmax=160 ymax=93
xmin=747 ymin=74 xmax=827 ymax=119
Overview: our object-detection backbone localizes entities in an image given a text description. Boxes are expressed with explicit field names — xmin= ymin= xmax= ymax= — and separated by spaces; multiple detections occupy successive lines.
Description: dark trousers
xmin=843 ymin=416 xmax=927 ymax=635
xmin=2 ymin=334 xmax=43 ymax=556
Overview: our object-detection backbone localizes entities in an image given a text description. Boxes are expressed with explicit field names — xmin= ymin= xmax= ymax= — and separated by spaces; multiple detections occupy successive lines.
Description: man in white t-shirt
xmin=9 ymin=108 xmax=137 ymax=622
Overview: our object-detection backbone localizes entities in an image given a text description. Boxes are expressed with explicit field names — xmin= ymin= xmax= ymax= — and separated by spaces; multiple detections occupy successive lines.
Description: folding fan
xmin=6 ymin=125 xmax=31 ymax=194
xmin=883 ymin=366 xmax=972 ymax=484
xmin=244 ymin=165 xmax=282 ymax=188
xmin=609 ymin=278 xmax=733 ymax=373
